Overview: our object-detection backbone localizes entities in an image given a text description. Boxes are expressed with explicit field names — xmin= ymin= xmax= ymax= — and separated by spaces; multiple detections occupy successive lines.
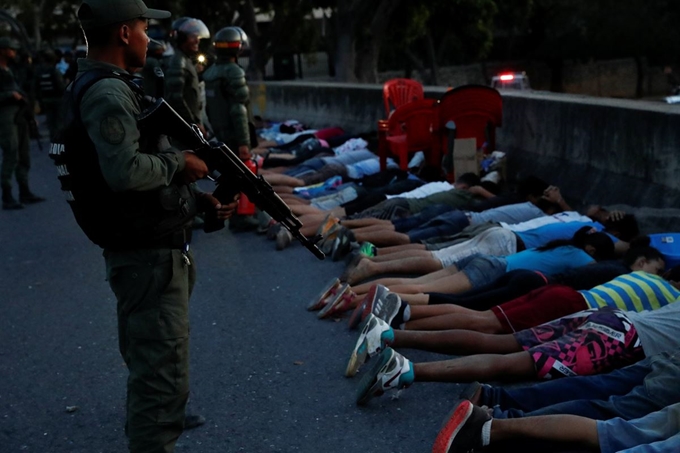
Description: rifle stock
xmin=138 ymin=97 xmax=325 ymax=260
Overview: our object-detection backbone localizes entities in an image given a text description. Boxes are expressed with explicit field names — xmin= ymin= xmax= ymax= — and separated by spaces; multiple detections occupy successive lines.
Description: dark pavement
xmin=0 ymin=128 xmax=467 ymax=453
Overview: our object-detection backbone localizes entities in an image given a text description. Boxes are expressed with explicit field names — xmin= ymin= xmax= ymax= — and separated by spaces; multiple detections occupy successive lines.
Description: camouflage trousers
xmin=0 ymin=120 xmax=30 ymax=190
xmin=104 ymin=247 xmax=196 ymax=453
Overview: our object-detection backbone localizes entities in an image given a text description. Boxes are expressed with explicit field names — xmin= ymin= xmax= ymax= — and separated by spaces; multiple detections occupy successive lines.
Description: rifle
xmin=138 ymin=97 xmax=325 ymax=260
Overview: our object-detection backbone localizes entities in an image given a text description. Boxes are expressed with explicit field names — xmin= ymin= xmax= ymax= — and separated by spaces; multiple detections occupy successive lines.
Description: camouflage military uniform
xmin=164 ymin=49 xmax=201 ymax=125
xmin=76 ymin=56 xmax=195 ymax=453
xmin=0 ymin=61 xmax=31 ymax=205
xmin=203 ymin=59 xmax=252 ymax=150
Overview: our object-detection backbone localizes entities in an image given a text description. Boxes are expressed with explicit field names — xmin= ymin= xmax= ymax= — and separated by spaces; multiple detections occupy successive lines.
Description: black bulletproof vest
xmin=50 ymin=68 xmax=197 ymax=250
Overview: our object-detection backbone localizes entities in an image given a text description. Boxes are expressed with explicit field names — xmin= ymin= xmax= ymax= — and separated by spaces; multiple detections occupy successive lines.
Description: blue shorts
xmin=454 ymin=254 xmax=508 ymax=288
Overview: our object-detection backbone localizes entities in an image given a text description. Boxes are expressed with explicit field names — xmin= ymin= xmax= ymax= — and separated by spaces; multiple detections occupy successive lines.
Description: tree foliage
xmin=3 ymin=0 xmax=679 ymax=88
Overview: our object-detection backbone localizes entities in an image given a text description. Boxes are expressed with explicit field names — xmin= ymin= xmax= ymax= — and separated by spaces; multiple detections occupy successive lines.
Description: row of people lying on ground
xmin=250 ymin=131 xmax=680 ymax=451
xmin=316 ymin=235 xmax=680 ymax=452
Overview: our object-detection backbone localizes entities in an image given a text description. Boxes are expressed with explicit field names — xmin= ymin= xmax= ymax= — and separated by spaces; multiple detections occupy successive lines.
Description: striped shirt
xmin=580 ymin=271 xmax=680 ymax=312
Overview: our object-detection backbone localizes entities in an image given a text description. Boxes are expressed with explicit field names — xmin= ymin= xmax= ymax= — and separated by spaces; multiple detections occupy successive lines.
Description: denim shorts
xmin=454 ymin=254 xmax=508 ymax=288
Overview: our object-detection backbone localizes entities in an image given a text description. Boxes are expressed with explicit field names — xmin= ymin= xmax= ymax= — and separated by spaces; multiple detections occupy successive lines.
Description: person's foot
xmin=347 ymin=283 xmax=389 ymax=330
xmin=356 ymin=347 xmax=414 ymax=405
xmin=315 ymin=213 xmax=339 ymax=237
xmin=317 ymin=283 xmax=354 ymax=319
xmin=184 ymin=414 xmax=206 ymax=430
xmin=346 ymin=314 xmax=394 ymax=377
xmin=340 ymin=252 xmax=364 ymax=283
xmin=344 ymin=257 xmax=374 ymax=285
xmin=267 ymin=222 xmax=282 ymax=240
xmin=275 ymin=227 xmax=293 ymax=250
xmin=19 ymin=192 xmax=45 ymax=204
xmin=319 ymin=223 xmax=343 ymax=255
xmin=371 ymin=292 xmax=408 ymax=328
xmin=457 ymin=382 xmax=485 ymax=407
xmin=331 ymin=228 xmax=355 ymax=261
xmin=432 ymin=400 xmax=492 ymax=453
xmin=307 ymin=277 xmax=341 ymax=311
xmin=2 ymin=198 xmax=24 ymax=210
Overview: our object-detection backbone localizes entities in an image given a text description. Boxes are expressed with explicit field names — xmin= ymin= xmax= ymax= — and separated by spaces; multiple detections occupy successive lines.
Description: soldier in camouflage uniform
xmin=53 ymin=1 xmax=237 ymax=451
xmin=0 ymin=37 xmax=44 ymax=209
xmin=203 ymin=27 xmax=261 ymax=231
xmin=35 ymin=49 xmax=66 ymax=141
xmin=164 ymin=17 xmax=209 ymax=136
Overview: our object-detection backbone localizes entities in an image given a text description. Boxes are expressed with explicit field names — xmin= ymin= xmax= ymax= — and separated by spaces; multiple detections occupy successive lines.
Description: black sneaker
xmin=184 ymin=414 xmax=206 ymax=430
xmin=432 ymin=400 xmax=491 ymax=453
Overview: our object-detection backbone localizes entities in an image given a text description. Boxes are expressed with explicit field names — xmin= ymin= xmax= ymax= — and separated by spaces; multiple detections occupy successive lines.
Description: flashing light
xmin=499 ymin=74 xmax=515 ymax=81
xmin=197 ymin=54 xmax=206 ymax=64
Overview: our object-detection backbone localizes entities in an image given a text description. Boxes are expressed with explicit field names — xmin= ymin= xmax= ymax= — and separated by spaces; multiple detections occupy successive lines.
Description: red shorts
xmin=491 ymin=284 xmax=589 ymax=333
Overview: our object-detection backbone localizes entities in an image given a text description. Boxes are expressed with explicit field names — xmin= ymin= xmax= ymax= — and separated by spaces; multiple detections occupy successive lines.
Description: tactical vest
xmin=49 ymin=68 xmax=197 ymax=250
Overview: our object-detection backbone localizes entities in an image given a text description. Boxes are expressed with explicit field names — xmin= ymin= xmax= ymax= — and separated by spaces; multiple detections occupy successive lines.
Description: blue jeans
xmin=487 ymin=359 xmax=652 ymax=419
xmin=392 ymin=204 xmax=452 ymax=233
xmin=406 ymin=210 xmax=470 ymax=243
xmin=599 ymin=403 xmax=680 ymax=453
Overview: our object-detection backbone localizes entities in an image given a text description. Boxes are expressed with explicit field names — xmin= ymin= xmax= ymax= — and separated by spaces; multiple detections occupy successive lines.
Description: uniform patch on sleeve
xmin=100 ymin=116 xmax=126 ymax=144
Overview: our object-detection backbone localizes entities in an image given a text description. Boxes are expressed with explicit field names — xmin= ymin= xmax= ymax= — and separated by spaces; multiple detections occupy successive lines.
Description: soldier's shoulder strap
xmin=70 ymin=68 xmax=144 ymax=107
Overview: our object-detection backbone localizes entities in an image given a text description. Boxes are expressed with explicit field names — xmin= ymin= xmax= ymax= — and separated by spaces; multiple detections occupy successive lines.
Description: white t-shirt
xmin=385 ymin=181 xmax=453 ymax=200
xmin=502 ymin=211 xmax=593 ymax=232
xmin=627 ymin=300 xmax=680 ymax=357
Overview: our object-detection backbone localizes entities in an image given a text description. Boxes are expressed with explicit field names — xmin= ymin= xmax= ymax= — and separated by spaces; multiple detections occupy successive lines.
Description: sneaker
xmin=347 ymin=283 xmax=387 ymax=330
xmin=360 ymin=284 xmax=390 ymax=325
xmin=432 ymin=400 xmax=491 ymax=453
xmin=183 ymin=414 xmax=206 ymax=431
xmin=319 ymin=223 xmax=344 ymax=255
xmin=276 ymin=227 xmax=294 ymax=250
xmin=372 ymin=292 xmax=403 ymax=326
xmin=331 ymin=228 xmax=354 ymax=261
xmin=267 ymin=222 xmax=282 ymax=240
xmin=358 ymin=241 xmax=377 ymax=257
xmin=345 ymin=314 xmax=394 ymax=377
xmin=457 ymin=382 xmax=484 ymax=406
xmin=317 ymin=283 xmax=352 ymax=319
xmin=356 ymin=347 xmax=414 ymax=405
xmin=315 ymin=213 xmax=339 ymax=237
xmin=307 ymin=277 xmax=340 ymax=311
xmin=307 ymin=277 xmax=341 ymax=311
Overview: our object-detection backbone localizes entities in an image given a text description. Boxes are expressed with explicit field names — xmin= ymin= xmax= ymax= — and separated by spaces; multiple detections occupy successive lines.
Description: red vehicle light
xmin=499 ymin=74 xmax=515 ymax=81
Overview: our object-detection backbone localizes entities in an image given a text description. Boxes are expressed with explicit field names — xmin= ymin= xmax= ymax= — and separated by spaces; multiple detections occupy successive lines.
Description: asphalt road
xmin=0 ymin=129 xmax=469 ymax=453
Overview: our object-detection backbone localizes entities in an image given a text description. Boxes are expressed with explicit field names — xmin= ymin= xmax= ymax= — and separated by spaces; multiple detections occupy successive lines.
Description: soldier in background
xmin=164 ymin=17 xmax=210 ymax=136
xmin=34 ymin=49 xmax=66 ymax=141
xmin=203 ymin=26 xmax=261 ymax=231
xmin=141 ymin=38 xmax=166 ymax=97
xmin=0 ymin=37 xmax=44 ymax=209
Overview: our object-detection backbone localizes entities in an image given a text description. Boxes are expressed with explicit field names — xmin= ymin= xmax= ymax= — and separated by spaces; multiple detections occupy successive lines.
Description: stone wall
xmin=250 ymin=81 xmax=680 ymax=230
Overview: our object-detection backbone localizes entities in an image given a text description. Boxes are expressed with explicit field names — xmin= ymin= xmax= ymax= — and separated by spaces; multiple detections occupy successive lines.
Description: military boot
xmin=2 ymin=188 xmax=24 ymax=210
xmin=18 ymin=184 xmax=46 ymax=204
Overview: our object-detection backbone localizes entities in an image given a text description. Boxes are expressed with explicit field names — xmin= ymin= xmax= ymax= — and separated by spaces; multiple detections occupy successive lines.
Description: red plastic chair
xmin=378 ymin=98 xmax=437 ymax=171
xmin=383 ymin=78 xmax=425 ymax=117
xmin=434 ymin=85 xmax=503 ymax=180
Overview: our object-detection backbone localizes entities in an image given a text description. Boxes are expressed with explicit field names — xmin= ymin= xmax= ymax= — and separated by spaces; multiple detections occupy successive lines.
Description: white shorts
xmin=432 ymin=227 xmax=518 ymax=268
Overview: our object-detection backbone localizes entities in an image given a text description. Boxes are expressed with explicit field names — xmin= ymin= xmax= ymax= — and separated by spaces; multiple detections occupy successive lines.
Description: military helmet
xmin=213 ymin=26 xmax=248 ymax=57
xmin=172 ymin=17 xmax=210 ymax=43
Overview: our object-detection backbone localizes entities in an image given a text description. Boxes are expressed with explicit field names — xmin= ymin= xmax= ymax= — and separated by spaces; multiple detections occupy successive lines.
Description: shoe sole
xmin=361 ymin=284 xmax=388 ymax=325
xmin=307 ymin=277 xmax=341 ymax=311
xmin=347 ymin=284 xmax=379 ymax=330
xmin=317 ymin=283 xmax=349 ymax=319
xmin=345 ymin=315 xmax=372 ymax=377
xmin=356 ymin=348 xmax=395 ymax=406
xmin=432 ymin=400 xmax=474 ymax=453
xmin=373 ymin=293 xmax=401 ymax=326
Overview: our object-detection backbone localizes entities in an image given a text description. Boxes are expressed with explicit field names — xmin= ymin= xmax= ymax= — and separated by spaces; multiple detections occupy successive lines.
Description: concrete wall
xmin=249 ymin=81 xmax=680 ymax=224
